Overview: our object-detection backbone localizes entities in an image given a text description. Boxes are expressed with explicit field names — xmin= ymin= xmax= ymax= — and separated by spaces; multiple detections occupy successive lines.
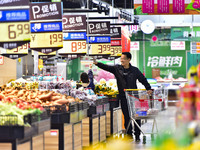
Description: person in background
xmin=93 ymin=52 xmax=152 ymax=142
xmin=78 ymin=64 xmax=95 ymax=91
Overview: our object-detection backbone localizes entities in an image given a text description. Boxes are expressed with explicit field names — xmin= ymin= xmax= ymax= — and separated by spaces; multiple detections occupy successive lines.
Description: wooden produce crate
xmin=106 ymin=108 xmax=121 ymax=136
xmin=116 ymin=109 xmax=123 ymax=133
xmin=106 ymin=111 xmax=111 ymax=136
xmin=113 ymin=110 xmax=118 ymax=134
xmin=99 ymin=115 xmax=106 ymax=142
xmin=44 ymin=124 xmax=73 ymax=150
xmin=64 ymin=124 xmax=73 ymax=150
xmin=0 ymin=143 xmax=12 ymax=150
xmin=82 ymin=116 xmax=99 ymax=147
xmin=73 ymin=122 xmax=82 ymax=150
xmin=82 ymin=117 xmax=90 ymax=147
xmin=44 ymin=129 xmax=59 ymax=150
xmin=32 ymin=134 xmax=44 ymax=150
xmin=17 ymin=141 xmax=31 ymax=150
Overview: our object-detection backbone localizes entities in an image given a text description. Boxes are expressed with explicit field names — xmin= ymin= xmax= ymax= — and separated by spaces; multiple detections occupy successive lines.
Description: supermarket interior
xmin=1 ymin=0 xmax=200 ymax=150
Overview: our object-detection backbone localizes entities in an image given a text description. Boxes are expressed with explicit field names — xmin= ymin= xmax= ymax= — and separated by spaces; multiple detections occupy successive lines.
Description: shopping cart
xmin=124 ymin=89 xmax=163 ymax=144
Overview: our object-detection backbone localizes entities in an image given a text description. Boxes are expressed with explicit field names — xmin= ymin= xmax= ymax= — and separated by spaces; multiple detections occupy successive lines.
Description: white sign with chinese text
xmin=147 ymin=56 xmax=183 ymax=68
xmin=171 ymin=41 xmax=185 ymax=50
xmin=130 ymin=41 xmax=139 ymax=51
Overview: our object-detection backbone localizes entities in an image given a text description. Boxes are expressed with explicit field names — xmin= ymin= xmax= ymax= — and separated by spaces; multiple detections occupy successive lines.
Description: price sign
xmin=63 ymin=40 xmax=86 ymax=54
xmin=6 ymin=43 xmax=28 ymax=54
xmin=110 ymin=46 xmax=122 ymax=56
xmin=89 ymin=43 xmax=111 ymax=55
xmin=0 ymin=22 xmax=30 ymax=42
xmin=30 ymin=32 xmax=63 ymax=48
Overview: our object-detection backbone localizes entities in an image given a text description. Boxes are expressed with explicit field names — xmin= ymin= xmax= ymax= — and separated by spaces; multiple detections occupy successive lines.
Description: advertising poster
xmin=134 ymin=0 xmax=200 ymax=14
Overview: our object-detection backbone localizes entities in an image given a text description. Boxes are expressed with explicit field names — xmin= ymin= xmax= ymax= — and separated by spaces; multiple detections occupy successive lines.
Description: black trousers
xmin=120 ymin=96 xmax=141 ymax=137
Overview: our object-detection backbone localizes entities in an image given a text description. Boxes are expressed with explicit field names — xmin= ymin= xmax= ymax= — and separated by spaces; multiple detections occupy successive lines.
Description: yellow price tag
xmin=0 ymin=22 xmax=30 ymax=42
xmin=30 ymin=32 xmax=63 ymax=48
xmin=89 ymin=43 xmax=111 ymax=55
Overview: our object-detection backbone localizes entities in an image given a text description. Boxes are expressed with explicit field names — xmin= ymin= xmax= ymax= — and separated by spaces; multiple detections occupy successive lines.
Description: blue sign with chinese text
xmin=0 ymin=9 xmax=29 ymax=22
xmin=87 ymin=36 xmax=111 ymax=43
xmin=63 ymin=32 xmax=86 ymax=40
xmin=31 ymin=22 xmax=62 ymax=32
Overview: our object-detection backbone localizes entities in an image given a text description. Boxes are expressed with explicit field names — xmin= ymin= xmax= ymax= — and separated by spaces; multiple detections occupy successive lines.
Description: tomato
xmin=35 ymin=103 xmax=41 ymax=108
xmin=39 ymin=107 xmax=44 ymax=111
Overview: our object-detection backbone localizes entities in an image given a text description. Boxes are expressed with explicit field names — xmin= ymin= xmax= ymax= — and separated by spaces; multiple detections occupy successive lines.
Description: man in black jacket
xmin=93 ymin=52 xmax=152 ymax=141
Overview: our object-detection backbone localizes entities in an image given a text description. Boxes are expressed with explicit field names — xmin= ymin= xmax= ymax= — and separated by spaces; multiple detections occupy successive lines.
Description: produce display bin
xmin=0 ymin=112 xmax=50 ymax=150
xmin=32 ymin=134 xmax=44 ymax=150
xmin=79 ymin=101 xmax=89 ymax=121
xmin=87 ymin=100 xmax=103 ymax=116
xmin=44 ymin=103 xmax=80 ymax=150
xmin=99 ymin=114 xmax=106 ymax=142
xmin=102 ymin=97 xmax=110 ymax=113
xmin=108 ymin=97 xmax=119 ymax=109
xmin=106 ymin=107 xmax=122 ymax=136
xmin=82 ymin=115 xmax=99 ymax=147
xmin=73 ymin=122 xmax=82 ymax=150
xmin=45 ymin=103 xmax=79 ymax=124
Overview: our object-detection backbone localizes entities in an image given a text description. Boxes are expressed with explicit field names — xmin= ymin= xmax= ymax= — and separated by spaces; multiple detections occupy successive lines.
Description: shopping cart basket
xmin=124 ymin=89 xmax=163 ymax=144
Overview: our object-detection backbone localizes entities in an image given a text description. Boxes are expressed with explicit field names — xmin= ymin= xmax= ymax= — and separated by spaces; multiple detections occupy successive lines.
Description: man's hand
xmin=89 ymin=64 xmax=92 ymax=69
xmin=147 ymin=90 xmax=153 ymax=95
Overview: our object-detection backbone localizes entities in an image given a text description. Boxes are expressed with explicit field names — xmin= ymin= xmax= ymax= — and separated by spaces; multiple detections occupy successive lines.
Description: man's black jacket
xmin=96 ymin=62 xmax=151 ymax=98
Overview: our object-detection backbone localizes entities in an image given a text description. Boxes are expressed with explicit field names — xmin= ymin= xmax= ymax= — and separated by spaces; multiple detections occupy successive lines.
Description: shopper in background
xmin=77 ymin=64 xmax=95 ymax=91
xmin=93 ymin=52 xmax=152 ymax=141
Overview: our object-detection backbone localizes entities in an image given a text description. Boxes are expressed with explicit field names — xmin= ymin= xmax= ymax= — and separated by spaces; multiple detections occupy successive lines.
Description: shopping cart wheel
xmin=142 ymin=136 xmax=146 ymax=144
xmin=151 ymin=134 xmax=154 ymax=141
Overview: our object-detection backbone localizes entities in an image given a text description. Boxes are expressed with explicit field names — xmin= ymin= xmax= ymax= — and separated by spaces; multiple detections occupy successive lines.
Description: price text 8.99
xmin=71 ymin=41 xmax=86 ymax=52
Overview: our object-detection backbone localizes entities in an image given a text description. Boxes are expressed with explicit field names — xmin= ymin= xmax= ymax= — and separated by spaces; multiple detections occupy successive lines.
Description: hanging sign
xmin=0 ymin=2 xmax=30 ymax=49
xmin=62 ymin=15 xmax=86 ymax=31
xmin=29 ymin=2 xmax=62 ymax=21
xmin=110 ymin=27 xmax=122 ymax=58
xmin=29 ymin=2 xmax=63 ymax=54
xmin=59 ymin=15 xmax=87 ymax=55
xmin=1 ymin=43 xmax=28 ymax=59
xmin=87 ymin=21 xmax=111 ymax=55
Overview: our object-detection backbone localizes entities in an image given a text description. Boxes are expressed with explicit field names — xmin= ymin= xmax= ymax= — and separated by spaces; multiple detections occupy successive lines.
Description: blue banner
xmin=0 ymin=9 xmax=29 ymax=22
xmin=87 ymin=36 xmax=111 ymax=43
xmin=63 ymin=32 xmax=86 ymax=40
xmin=31 ymin=22 xmax=62 ymax=32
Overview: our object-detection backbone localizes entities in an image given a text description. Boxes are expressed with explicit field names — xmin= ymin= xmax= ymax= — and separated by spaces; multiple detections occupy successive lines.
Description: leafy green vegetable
xmin=0 ymin=102 xmax=42 ymax=126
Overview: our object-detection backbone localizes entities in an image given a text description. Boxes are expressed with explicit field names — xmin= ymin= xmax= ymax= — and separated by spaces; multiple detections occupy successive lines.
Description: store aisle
xmin=133 ymin=106 xmax=177 ymax=150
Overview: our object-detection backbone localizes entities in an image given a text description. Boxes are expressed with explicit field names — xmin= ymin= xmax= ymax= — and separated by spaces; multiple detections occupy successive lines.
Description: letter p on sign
xmin=32 ymin=6 xmax=40 ymax=19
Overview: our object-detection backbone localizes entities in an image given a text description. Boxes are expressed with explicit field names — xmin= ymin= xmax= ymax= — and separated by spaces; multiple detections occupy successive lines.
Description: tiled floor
xmin=133 ymin=107 xmax=177 ymax=150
